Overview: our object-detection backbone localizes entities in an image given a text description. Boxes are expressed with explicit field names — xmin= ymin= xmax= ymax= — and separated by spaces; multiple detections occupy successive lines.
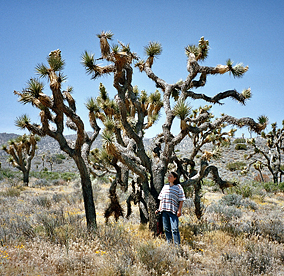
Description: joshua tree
xmin=244 ymin=120 xmax=284 ymax=184
xmin=81 ymin=32 xmax=267 ymax=230
xmin=1 ymin=133 xmax=40 ymax=185
xmin=14 ymin=50 xmax=100 ymax=229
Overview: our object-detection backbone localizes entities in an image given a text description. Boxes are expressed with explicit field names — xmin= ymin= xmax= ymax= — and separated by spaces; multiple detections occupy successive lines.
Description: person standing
xmin=156 ymin=172 xmax=186 ymax=245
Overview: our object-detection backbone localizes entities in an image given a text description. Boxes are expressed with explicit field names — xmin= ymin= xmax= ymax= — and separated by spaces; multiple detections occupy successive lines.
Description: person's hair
xmin=171 ymin=171 xmax=179 ymax=185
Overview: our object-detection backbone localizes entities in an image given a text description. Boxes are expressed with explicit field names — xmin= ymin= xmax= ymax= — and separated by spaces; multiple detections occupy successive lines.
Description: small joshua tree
xmin=1 ymin=133 xmax=40 ymax=185
xmin=244 ymin=119 xmax=284 ymax=184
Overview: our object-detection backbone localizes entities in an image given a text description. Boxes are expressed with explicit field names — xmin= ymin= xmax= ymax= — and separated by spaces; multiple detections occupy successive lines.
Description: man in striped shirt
xmin=156 ymin=171 xmax=186 ymax=245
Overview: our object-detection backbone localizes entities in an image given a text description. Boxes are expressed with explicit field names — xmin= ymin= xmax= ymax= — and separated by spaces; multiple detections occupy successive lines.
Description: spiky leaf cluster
xmin=48 ymin=50 xmax=65 ymax=72
xmin=97 ymin=31 xmax=114 ymax=40
xmin=144 ymin=42 xmax=162 ymax=57
xmin=257 ymin=115 xmax=269 ymax=125
xmin=15 ymin=115 xmax=31 ymax=129
xmin=85 ymin=97 xmax=100 ymax=113
xmin=18 ymin=78 xmax=44 ymax=105
xmin=81 ymin=51 xmax=96 ymax=75
xmin=242 ymin=88 xmax=252 ymax=99
xmin=227 ymin=59 xmax=249 ymax=78
xmin=104 ymin=117 xmax=116 ymax=132
xmin=139 ymin=90 xmax=148 ymax=104
xmin=173 ymin=100 xmax=192 ymax=120
xmin=102 ymin=128 xmax=115 ymax=148
xmin=185 ymin=36 xmax=209 ymax=61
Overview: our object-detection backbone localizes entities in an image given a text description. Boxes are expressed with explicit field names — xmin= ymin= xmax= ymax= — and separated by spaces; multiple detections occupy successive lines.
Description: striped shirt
xmin=158 ymin=184 xmax=186 ymax=215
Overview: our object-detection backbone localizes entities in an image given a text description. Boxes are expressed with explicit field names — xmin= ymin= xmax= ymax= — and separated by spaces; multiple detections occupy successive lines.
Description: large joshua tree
xmin=1 ymin=133 xmax=40 ymax=185
xmin=81 ymin=32 xmax=267 ymax=231
xmin=14 ymin=50 xmax=100 ymax=229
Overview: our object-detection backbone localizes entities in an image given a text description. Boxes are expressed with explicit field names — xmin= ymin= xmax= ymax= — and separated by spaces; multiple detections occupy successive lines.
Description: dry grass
xmin=0 ymin=173 xmax=284 ymax=275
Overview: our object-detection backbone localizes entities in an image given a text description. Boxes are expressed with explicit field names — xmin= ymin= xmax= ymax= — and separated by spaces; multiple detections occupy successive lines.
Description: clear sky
xmin=1 ymin=0 xmax=284 ymax=138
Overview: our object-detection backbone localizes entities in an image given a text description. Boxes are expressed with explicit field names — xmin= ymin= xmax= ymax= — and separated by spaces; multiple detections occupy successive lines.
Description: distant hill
xmin=0 ymin=132 xmax=152 ymax=156
xmin=0 ymin=132 xmax=271 ymax=183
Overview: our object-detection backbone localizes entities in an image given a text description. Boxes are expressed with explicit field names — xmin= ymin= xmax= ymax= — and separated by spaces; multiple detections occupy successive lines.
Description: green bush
xmin=30 ymin=171 xmax=77 ymax=182
xmin=263 ymin=182 xmax=279 ymax=193
xmin=226 ymin=161 xmax=246 ymax=171
xmin=233 ymin=138 xmax=246 ymax=144
xmin=0 ymin=168 xmax=19 ymax=179
xmin=55 ymin=153 xmax=66 ymax=160
xmin=235 ymin=143 xmax=247 ymax=150
xmin=279 ymin=182 xmax=284 ymax=192
xmin=235 ymin=184 xmax=253 ymax=198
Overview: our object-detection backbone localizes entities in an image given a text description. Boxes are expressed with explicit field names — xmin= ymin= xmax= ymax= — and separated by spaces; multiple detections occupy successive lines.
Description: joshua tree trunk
xmin=273 ymin=173 xmax=278 ymax=184
xmin=73 ymin=155 xmax=97 ymax=229
xmin=23 ymin=169 xmax=29 ymax=186
xmin=194 ymin=180 xmax=202 ymax=219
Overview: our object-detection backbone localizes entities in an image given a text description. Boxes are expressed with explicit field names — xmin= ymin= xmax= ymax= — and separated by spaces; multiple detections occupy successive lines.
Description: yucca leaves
xmin=27 ymin=78 xmax=44 ymax=97
xmin=17 ymin=78 xmax=44 ymax=105
xmin=85 ymin=97 xmax=100 ymax=113
xmin=227 ymin=59 xmax=249 ymax=78
xmin=102 ymin=129 xmax=115 ymax=145
xmin=15 ymin=114 xmax=31 ymax=129
xmin=139 ymin=90 xmax=148 ymax=104
xmin=103 ymin=117 xmax=115 ymax=132
xmin=111 ymin=44 xmax=120 ymax=54
xmin=257 ymin=115 xmax=269 ymax=125
xmin=241 ymin=88 xmax=252 ymax=99
xmin=98 ymin=83 xmax=109 ymax=102
xmin=36 ymin=63 xmax=49 ymax=78
xmin=48 ymin=53 xmax=65 ymax=72
xmin=173 ymin=100 xmax=192 ymax=120
xmin=144 ymin=42 xmax=162 ymax=57
xmin=185 ymin=37 xmax=209 ymax=61
xmin=149 ymin=90 xmax=162 ymax=104
xmin=81 ymin=51 xmax=96 ymax=75
xmin=97 ymin=31 xmax=113 ymax=40
xmin=231 ymin=63 xmax=249 ymax=78
xmin=185 ymin=45 xmax=199 ymax=58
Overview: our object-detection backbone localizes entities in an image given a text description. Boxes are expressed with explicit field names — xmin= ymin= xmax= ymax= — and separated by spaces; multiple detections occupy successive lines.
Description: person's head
xmin=168 ymin=171 xmax=179 ymax=185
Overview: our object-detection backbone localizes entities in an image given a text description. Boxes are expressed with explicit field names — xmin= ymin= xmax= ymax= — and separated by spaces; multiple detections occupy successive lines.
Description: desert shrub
xmin=219 ymin=193 xmax=257 ymax=210
xmin=234 ymin=143 xmax=247 ymax=150
xmin=30 ymin=171 xmax=77 ymax=182
xmin=252 ymin=218 xmax=284 ymax=243
xmin=206 ymin=202 xmax=243 ymax=222
xmin=228 ymin=183 xmax=253 ymax=198
xmin=202 ymin=179 xmax=215 ymax=187
xmin=279 ymin=182 xmax=284 ymax=192
xmin=0 ymin=168 xmax=19 ymax=179
xmin=51 ymin=179 xmax=67 ymax=186
xmin=55 ymin=153 xmax=66 ymax=160
xmin=35 ymin=209 xmax=85 ymax=243
xmin=220 ymin=242 xmax=282 ymax=275
xmin=226 ymin=161 xmax=246 ymax=171
xmin=233 ymin=138 xmax=246 ymax=144
xmin=31 ymin=178 xmax=49 ymax=187
xmin=32 ymin=196 xmax=52 ymax=208
xmin=137 ymin=242 xmax=190 ymax=275
xmin=0 ymin=187 xmax=21 ymax=197
xmin=263 ymin=181 xmax=279 ymax=193
xmin=221 ymin=139 xmax=231 ymax=147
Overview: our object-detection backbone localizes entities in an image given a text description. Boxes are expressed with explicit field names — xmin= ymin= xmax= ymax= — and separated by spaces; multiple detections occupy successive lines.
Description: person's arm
xmin=177 ymin=201 xmax=183 ymax=217
xmin=155 ymin=201 xmax=162 ymax=214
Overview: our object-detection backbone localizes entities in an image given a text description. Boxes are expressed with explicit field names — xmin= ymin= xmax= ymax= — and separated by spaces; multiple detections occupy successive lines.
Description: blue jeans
xmin=162 ymin=211 xmax=180 ymax=244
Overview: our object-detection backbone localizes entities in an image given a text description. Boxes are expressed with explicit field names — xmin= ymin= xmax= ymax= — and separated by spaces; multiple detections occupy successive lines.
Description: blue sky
xmin=1 ymin=0 xmax=283 ymax=138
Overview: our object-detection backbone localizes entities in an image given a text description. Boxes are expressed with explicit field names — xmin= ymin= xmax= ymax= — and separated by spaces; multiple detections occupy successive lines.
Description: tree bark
xmin=23 ymin=170 xmax=29 ymax=186
xmin=73 ymin=155 xmax=97 ymax=229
